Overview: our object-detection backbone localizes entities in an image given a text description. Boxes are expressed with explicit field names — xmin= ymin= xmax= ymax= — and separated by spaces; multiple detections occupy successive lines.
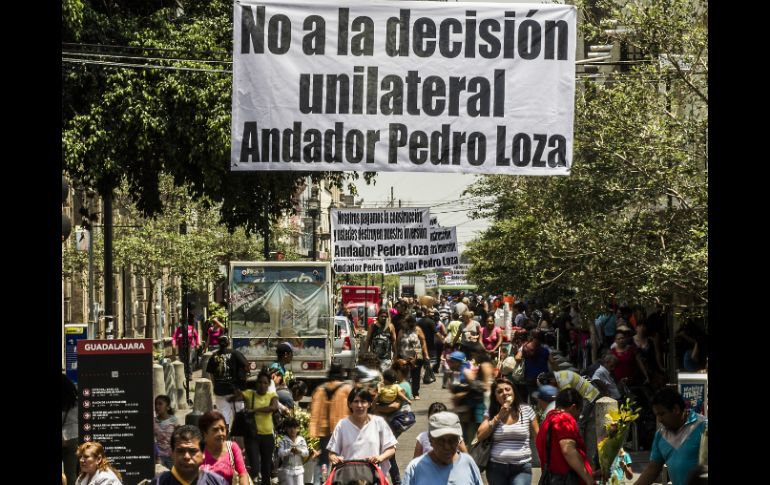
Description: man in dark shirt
xmin=151 ymin=425 xmax=227 ymax=485
xmin=205 ymin=336 xmax=249 ymax=427
xmin=416 ymin=306 xmax=437 ymax=366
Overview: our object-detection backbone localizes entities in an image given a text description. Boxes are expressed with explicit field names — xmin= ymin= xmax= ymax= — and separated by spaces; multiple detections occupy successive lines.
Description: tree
xmin=111 ymin=173 xmax=274 ymax=336
xmin=465 ymin=0 xmax=707 ymax=314
xmin=62 ymin=0 xmax=369 ymax=234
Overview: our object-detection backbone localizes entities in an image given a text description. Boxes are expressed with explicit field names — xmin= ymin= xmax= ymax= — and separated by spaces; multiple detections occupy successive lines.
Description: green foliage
xmin=62 ymin=1 xmax=366 ymax=236
xmin=465 ymin=0 xmax=707 ymax=313
xmin=207 ymin=301 xmax=228 ymax=323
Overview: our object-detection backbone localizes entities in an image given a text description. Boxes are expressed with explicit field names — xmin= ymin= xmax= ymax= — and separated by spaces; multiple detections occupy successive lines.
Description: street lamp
xmin=179 ymin=220 xmax=192 ymax=406
xmin=307 ymin=188 xmax=320 ymax=261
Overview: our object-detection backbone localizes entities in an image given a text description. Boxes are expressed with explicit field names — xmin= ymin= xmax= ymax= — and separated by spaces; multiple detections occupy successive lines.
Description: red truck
xmin=341 ymin=286 xmax=380 ymax=334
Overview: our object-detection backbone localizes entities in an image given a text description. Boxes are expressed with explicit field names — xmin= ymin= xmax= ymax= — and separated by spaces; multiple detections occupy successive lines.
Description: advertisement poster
xmin=65 ymin=323 xmax=88 ymax=385
xmin=678 ymin=372 xmax=708 ymax=416
xmin=77 ymin=339 xmax=154 ymax=485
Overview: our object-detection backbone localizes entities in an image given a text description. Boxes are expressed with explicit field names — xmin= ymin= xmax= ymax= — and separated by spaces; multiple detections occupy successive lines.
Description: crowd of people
xmin=61 ymin=293 xmax=707 ymax=485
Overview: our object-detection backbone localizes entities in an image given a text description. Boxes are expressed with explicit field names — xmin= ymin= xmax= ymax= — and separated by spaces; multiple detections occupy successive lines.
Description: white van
xmin=332 ymin=315 xmax=357 ymax=373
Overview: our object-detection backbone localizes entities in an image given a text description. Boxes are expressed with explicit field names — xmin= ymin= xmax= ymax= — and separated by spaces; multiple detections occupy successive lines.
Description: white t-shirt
xmin=327 ymin=415 xmax=398 ymax=475
xmin=416 ymin=431 xmax=464 ymax=456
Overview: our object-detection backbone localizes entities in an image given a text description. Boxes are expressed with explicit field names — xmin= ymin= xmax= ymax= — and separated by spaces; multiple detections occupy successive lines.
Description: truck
xmin=340 ymin=285 xmax=380 ymax=334
xmin=399 ymin=275 xmax=426 ymax=299
xmin=228 ymin=261 xmax=333 ymax=385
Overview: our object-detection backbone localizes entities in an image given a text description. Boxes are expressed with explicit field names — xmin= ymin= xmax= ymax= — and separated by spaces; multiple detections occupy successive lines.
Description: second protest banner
xmin=331 ymin=208 xmax=459 ymax=274
xmin=231 ymin=0 xmax=576 ymax=175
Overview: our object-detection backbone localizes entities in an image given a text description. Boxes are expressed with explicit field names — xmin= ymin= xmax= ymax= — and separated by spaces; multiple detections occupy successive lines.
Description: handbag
xmin=388 ymin=410 xmax=417 ymax=434
xmin=422 ymin=361 xmax=437 ymax=384
xmin=537 ymin=422 xmax=580 ymax=485
xmin=231 ymin=394 xmax=257 ymax=439
xmin=468 ymin=435 xmax=492 ymax=472
xmin=500 ymin=349 xmax=525 ymax=382
xmin=227 ymin=441 xmax=255 ymax=485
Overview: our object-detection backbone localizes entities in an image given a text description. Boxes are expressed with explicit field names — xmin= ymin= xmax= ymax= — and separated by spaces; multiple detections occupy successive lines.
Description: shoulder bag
xmin=388 ymin=410 xmax=417 ymax=434
xmin=500 ymin=348 xmax=525 ymax=382
xmin=422 ymin=360 xmax=437 ymax=384
xmin=230 ymin=393 xmax=257 ymax=439
xmin=538 ymin=420 xmax=580 ymax=485
xmin=468 ymin=429 xmax=492 ymax=472
xmin=227 ymin=441 xmax=255 ymax=485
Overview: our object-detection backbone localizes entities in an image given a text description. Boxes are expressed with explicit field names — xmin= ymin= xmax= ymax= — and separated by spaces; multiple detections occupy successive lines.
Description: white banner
xmin=232 ymin=0 xmax=576 ymax=175
xmin=425 ymin=273 xmax=437 ymax=288
xmin=332 ymin=207 xmax=431 ymax=273
xmin=384 ymin=226 xmax=460 ymax=273
xmin=332 ymin=216 xmax=460 ymax=272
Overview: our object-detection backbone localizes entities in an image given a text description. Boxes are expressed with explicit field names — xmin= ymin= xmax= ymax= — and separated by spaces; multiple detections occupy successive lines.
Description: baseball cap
xmin=448 ymin=351 xmax=466 ymax=362
xmin=532 ymin=384 xmax=558 ymax=403
xmin=429 ymin=412 xmax=463 ymax=438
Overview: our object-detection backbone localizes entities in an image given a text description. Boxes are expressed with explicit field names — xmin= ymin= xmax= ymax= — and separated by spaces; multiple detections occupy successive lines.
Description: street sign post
xmin=77 ymin=339 xmax=154 ymax=485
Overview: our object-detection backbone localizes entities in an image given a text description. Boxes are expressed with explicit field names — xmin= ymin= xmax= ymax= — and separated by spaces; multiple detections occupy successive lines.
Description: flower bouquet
xmin=597 ymin=399 xmax=640 ymax=484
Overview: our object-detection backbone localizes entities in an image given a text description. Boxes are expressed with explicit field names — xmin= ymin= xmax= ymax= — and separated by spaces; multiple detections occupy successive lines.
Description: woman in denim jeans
xmin=475 ymin=378 xmax=539 ymax=485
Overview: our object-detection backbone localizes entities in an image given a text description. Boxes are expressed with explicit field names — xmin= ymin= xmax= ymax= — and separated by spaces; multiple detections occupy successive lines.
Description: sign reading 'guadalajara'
xmin=78 ymin=339 xmax=150 ymax=354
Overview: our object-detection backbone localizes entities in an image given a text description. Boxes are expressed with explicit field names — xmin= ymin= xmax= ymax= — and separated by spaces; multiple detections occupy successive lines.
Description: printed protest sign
xmin=232 ymin=0 xmax=576 ymax=174
xmin=382 ymin=225 xmax=460 ymax=273
xmin=332 ymin=207 xmax=430 ymax=273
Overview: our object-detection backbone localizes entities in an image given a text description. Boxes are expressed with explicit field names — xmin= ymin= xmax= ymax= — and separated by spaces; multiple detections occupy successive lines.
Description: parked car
xmin=332 ymin=315 xmax=358 ymax=374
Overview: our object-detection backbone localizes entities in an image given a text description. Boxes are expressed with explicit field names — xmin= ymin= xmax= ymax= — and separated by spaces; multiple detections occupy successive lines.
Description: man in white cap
xmin=402 ymin=411 xmax=482 ymax=485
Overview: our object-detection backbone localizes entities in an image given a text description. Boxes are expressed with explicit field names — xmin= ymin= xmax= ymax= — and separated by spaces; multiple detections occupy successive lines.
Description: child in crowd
xmin=610 ymin=447 xmax=634 ymax=483
xmin=373 ymin=369 xmax=412 ymax=417
xmin=440 ymin=344 xmax=456 ymax=389
xmin=276 ymin=417 xmax=309 ymax=485
xmin=412 ymin=402 xmax=468 ymax=458
xmin=153 ymin=395 xmax=177 ymax=469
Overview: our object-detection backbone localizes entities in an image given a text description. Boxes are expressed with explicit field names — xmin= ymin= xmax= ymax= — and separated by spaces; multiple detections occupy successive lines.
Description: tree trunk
xmin=145 ymin=278 xmax=155 ymax=339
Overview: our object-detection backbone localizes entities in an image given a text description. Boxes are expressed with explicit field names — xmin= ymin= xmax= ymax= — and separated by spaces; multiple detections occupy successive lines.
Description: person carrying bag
xmin=539 ymin=423 xmax=580 ymax=485
xmin=231 ymin=394 xmax=257 ymax=439
xmin=535 ymin=389 xmax=596 ymax=485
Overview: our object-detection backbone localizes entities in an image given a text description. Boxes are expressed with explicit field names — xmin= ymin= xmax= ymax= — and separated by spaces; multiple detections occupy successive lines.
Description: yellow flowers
xmin=604 ymin=399 xmax=641 ymax=437
xmin=598 ymin=399 xmax=641 ymax=483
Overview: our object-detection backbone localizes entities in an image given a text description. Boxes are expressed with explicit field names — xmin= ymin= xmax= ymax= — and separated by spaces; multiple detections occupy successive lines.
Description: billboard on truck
xmin=228 ymin=261 xmax=333 ymax=380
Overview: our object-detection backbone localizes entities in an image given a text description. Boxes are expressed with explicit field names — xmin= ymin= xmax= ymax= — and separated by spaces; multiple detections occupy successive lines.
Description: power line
xmin=62 ymin=51 xmax=232 ymax=65
xmin=62 ymin=57 xmax=231 ymax=74
xmin=62 ymin=42 xmax=230 ymax=57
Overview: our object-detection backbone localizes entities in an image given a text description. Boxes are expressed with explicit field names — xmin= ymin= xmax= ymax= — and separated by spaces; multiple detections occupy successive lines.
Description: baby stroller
xmin=324 ymin=460 xmax=388 ymax=485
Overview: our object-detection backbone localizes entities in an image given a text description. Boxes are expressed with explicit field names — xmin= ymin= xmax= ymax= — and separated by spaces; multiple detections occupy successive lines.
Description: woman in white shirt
xmin=327 ymin=388 xmax=398 ymax=476
xmin=75 ymin=442 xmax=123 ymax=485
xmin=475 ymin=378 xmax=539 ymax=485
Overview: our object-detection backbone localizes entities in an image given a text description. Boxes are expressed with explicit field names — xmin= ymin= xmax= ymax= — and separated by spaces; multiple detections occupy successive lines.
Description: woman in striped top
xmin=475 ymin=377 xmax=540 ymax=485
